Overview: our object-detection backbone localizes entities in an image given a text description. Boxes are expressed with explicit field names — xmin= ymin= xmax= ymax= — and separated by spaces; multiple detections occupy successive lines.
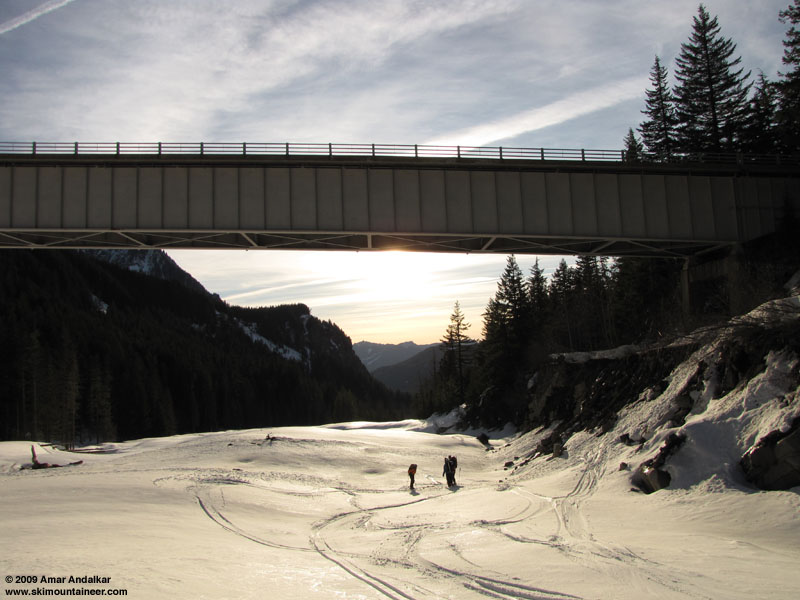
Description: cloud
xmin=166 ymin=250 xmax=569 ymax=344
xmin=425 ymin=76 xmax=648 ymax=147
xmin=0 ymin=0 xmax=76 ymax=35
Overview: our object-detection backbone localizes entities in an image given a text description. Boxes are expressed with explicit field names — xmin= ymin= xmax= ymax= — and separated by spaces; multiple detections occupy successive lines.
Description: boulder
xmin=631 ymin=433 xmax=685 ymax=494
xmin=632 ymin=465 xmax=672 ymax=494
xmin=742 ymin=425 xmax=800 ymax=490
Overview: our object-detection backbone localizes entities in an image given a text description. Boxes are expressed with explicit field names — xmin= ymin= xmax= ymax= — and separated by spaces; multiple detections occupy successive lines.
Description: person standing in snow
xmin=449 ymin=455 xmax=458 ymax=486
xmin=443 ymin=457 xmax=454 ymax=486
xmin=408 ymin=463 xmax=417 ymax=490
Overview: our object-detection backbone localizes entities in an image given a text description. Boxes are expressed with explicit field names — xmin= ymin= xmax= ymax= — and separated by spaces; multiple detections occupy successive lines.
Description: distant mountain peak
xmin=353 ymin=340 xmax=438 ymax=372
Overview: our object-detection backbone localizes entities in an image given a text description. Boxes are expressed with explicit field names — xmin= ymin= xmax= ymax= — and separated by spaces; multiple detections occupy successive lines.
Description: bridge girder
xmin=1 ymin=152 xmax=797 ymax=257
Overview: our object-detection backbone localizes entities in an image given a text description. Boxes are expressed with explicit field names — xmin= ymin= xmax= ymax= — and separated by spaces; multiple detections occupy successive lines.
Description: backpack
xmin=408 ymin=464 xmax=417 ymax=475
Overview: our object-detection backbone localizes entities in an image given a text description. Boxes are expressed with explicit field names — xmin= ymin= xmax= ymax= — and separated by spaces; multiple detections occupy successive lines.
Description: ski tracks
xmin=164 ymin=451 xmax=702 ymax=599
xmin=512 ymin=449 xmax=702 ymax=599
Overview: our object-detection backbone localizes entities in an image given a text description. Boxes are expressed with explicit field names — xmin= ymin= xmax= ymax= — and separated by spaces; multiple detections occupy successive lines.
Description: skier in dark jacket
xmin=443 ymin=457 xmax=454 ymax=486
xmin=408 ymin=463 xmax=417 ymax=490
xmin=449 ymin=455 xmax=458 ymax=486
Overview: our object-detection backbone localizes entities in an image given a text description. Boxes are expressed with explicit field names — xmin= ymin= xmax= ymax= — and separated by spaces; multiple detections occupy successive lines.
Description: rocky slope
xmin=513 ymin=293 xmax=800 ymax=492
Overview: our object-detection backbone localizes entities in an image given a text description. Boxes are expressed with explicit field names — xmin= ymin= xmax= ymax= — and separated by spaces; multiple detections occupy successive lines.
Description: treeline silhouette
xmin=0 ymin=250 xmax=409 ymax=444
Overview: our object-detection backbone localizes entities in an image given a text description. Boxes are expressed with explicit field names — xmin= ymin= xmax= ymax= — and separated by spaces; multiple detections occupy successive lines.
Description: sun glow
xmin=346 ymin=251 xmax=440 ymax=302
xmin=166 ymin=249 xmax=557 ymax=344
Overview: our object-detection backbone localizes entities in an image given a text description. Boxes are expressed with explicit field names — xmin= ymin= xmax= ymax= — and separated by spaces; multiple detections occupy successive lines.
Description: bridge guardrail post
xmin=499 ymin=146 xmax=503 ymax=160
xmin=74 ymin=142 xmax=79 ymax=155
xmin=115 ymin=142 xmax=120 ymax=156
xmin=286 ymin=142 xmax=289 ymax=156
xmin=329 ymin=142 xmax=332 ymax=157
xmin=457 ymin=146 xmax=461 ymax=158
xmin=32 ymin=141 xmax=36 ymax=155
xmin=158 ymin=142 xmax=162 ymax=156
xmin=243 ymin=142 xmax=247 ymax=155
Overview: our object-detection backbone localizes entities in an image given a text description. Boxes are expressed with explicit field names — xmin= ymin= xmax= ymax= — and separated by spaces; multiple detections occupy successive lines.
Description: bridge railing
xmin=0 ymin=141 xmax=795 ymax=166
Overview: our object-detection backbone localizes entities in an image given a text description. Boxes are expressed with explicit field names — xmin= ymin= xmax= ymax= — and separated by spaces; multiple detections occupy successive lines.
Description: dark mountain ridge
xmin=372 ymin=346 xmax=443 ymax=394
xmin=0 ymin=250 xmax=409 ymax=444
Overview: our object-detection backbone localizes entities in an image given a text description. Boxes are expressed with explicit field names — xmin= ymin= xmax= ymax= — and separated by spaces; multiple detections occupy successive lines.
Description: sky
xmin=0 ymin=0 xmax=790 ymax=343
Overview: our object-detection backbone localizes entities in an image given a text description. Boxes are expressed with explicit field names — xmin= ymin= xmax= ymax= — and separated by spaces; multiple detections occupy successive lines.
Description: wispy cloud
xmin=0 ymin=0 xmax=76 ymax=35
xmin=425 ymin=76 xmax=648 ymax=147
xmin=167 ymin=250 xmax=567 ymax=343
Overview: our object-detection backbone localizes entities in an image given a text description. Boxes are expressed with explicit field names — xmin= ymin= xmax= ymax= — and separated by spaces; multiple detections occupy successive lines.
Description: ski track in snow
xmin=167 ymin=439 xmax=697 ymax=600
xmin=170 ymin=451 xmax=588 ymax=599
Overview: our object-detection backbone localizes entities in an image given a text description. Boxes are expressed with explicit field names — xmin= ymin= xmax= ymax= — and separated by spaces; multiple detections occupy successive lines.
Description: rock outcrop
xmin=740 ymin=419 xmax=800 ymax=490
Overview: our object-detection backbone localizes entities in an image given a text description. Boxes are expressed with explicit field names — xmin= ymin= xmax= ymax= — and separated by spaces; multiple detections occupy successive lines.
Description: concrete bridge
xmin=0 ymin=142 xmax=797 ymax=258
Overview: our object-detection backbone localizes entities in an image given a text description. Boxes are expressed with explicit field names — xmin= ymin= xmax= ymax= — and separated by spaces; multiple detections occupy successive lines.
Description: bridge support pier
xmin=681 ymin=245 xmax=761 ymax=319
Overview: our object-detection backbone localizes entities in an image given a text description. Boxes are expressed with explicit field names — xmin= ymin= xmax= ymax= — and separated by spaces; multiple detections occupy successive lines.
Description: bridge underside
xmin=0 ymin=228 xmax=731 ymax=258
xmin=1 ymin=153 xmax=796 ymax=258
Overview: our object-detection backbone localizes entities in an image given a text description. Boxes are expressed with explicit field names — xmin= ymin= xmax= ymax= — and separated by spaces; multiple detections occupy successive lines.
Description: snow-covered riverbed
xmin=2 ymin=414 xmax=798 ymax=599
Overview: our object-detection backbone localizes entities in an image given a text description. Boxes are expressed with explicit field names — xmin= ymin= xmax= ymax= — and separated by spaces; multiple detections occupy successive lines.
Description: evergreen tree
xmin=86 ymin=361 xmax=116 ymax=443
xmin=673 ymin=4 xmax=752 ymax=153
xmin=609 ymin=257 xmax=683 ymax=343
xmin=471 ymin=257 xmax=535 ymax=425
xmin=548 ymin=259 xmax=577 ymax=351
xmin=527 ymin=259 xmax=549 ymax=323
xmin=480 ymin=297 xmax=510 ymax=385
xmin=639 ymin=56 xmax=678 ymax=160
xmin=623 ymin=128 xmax=645 ymax=163
xmin=58 ymin=342 xmax=80 ymax=447
xmin=439 ymin=301 xmax=472 ymax=407
xmin=742 ymin=72 xmax=779 ymax=153
xmin=777 ymin=0 xmax=800 ymax=151
xmin=496 ymin=255 xmax=532 ymax=350
xmin=573 ymin=256 xmax=614 ymax=350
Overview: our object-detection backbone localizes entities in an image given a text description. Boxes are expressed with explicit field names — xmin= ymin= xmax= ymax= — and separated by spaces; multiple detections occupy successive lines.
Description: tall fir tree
xmin=673 ymin=4 xmax=751 ymax=153
xmin=439 ymin=301 xmax=472 ymax=407
xmin=496 ymin=255 xmax=532 ymax=346
xmin=742 ymin=72 xmax=779 ymax=153
xmin=472 ymin=256 xmax=535 ymax=425
xmin=548 ymin=259 xmax=577 ymax=351
xmin=778 ymin=0 xmax=800 ymax=151
xmin=527 ymin=259 xmax=549 ymax=321
xmin=639 ymin=56 xmax=678 ymax=160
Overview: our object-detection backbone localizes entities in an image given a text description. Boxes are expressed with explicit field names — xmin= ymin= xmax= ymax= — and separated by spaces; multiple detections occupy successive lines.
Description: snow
xmin=2 ymin=297 xmax=799 ymax=599
xmin=235 ymin=318 xmax=304 ymax=363
xmin=551 ymin=344 xmax=641 ymax=364
xmin=2 ymin=412 xmax=799 ymax=598
xmin=90 ymin=293 xmax=108 ymax=314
